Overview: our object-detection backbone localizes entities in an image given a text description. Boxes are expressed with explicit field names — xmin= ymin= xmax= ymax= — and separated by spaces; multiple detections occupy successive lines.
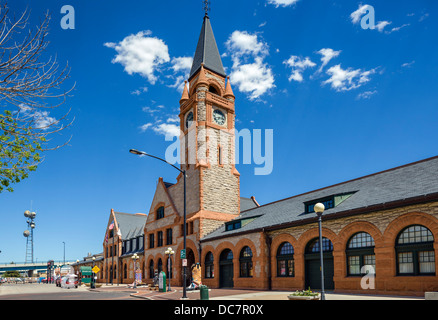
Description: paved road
xmin=0 ymin=283 xmax=138 ymax=300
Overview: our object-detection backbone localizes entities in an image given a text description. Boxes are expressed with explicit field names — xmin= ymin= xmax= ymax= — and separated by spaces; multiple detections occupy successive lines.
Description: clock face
xmin=213 ymin=109 xmax=226 ymax=126
xmin=186 ymin=111 xmax=194 ymax=129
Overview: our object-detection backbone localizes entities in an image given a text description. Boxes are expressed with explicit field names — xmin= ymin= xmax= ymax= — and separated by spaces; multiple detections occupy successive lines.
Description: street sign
xmin=180 ymin=249 xmax=186 ymax=259
xmin=92 ymin=266 xmax=100 ymax=274
xmin=182 ymin=259 xmax=187 ymax=267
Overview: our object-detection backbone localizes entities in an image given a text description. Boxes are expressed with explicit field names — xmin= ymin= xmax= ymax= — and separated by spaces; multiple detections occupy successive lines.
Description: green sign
xmin=180 ymin=249 xmax=186 ymax=259
xmin=80 ymin=266 xmax=92 ymax=276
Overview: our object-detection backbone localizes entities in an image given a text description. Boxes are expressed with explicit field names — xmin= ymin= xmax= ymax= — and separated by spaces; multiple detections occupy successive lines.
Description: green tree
xmin=0 ymin=2 xmax=73 ymax=193
xmin=4 ymin=270 xmax=20 ymax=278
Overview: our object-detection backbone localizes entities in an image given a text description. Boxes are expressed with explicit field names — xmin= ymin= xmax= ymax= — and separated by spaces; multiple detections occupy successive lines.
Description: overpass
xmin=0 ymin=261 xmax=75 ymax=277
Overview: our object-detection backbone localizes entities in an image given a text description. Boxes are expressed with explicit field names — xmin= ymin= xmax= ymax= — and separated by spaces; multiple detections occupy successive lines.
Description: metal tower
xmin=23 ymin=210 xmax=36 ymax=264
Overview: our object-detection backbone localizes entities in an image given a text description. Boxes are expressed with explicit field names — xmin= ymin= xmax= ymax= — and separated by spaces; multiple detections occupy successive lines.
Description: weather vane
xmin=203 ymin=0 xmax=211 ymax=17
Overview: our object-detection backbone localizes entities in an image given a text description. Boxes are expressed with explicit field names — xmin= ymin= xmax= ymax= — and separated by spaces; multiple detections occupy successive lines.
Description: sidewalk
xmin=94 ymin=285 xmax=423 ymax=300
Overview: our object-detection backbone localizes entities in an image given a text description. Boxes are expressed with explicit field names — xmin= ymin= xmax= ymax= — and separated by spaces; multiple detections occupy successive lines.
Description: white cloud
xmin=131 ymin=86 xmax=148 ymax=96
xmin=267 ymin=0 xmax=299 ymax=8
xmin=151 ymin=123 xmax=180 ymax=137
xmin=357 ymin=90 xmax=377 ymax=100
xmin=323 ymin=64 xmax=376 ymax=92
xmin=386 ymin=23 xmax=410 ymax=34
xmin=104 ymin=30 xmax=170 ymax=84
xmin=139 ymin=123 xmax=153 ymax=132
xmin=375 ymin=21 xmax=392 ymax=32
xmin=226 ymin=31 xmax=275 ymax=100
xmin=171 ymin=57 xmax=193 ymax=73
xmin=316 ymin=48 xmax=341 ymax=72
xmin=283 ymin=56 xmax=316 ymax=82
xmin=225 ymin=31 xmax=269 ymax=60
xmin=168 ymin=56 xmax=193 ymax=93
xmin=402 ymin=61 xmax=415 ymax=68
xmin=18 ymin=104 xmax=57 ymax=130
xmin=230 ymin=57 xmax=275 ymax=100
xmin=350 ymin=4 xmax=373 ymax=24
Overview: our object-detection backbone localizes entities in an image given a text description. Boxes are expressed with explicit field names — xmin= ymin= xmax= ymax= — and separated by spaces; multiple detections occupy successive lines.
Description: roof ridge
xmin=239 ymin=155 xmax=438 ymax=214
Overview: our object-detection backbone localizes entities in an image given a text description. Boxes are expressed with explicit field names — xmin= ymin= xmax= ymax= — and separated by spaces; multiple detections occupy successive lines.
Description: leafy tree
xmin=0 ymin=2 xmax=74 ymax=193
xmin=4 ymin=270 xmax=20 ymax=277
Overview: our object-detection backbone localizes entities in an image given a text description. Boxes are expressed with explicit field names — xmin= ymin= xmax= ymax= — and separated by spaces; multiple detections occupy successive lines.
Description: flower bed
xmin=288 ymin=288 xmax=320 ymax=300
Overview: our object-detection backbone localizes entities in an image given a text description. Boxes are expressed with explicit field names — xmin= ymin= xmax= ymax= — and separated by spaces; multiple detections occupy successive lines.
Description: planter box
xmin=288 ymin=294 xmax=320 ymax=301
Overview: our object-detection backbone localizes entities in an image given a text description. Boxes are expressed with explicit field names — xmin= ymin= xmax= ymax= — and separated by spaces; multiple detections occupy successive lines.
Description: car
xmin=41 ymin=277 xmax=54 ymax=284
xmin=61 ymin=274 xmax=78 ymax=289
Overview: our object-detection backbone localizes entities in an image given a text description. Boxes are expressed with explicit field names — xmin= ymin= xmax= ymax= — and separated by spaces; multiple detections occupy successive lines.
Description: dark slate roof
xmin=114 ymin=212 xmax=147 ymax=241
xmin=201 ymin=156 xmax=438 ymax=241
xmin=240 ymin=197 xmax=259 ymax=212
xmin=189 ymin=16 xmax=226 ymax=79
xmin=164 ymin=182 xmax=175 ymax=188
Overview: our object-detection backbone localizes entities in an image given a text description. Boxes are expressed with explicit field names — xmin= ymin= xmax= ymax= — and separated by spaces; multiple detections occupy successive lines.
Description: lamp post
xmin=132 ymin=253 xmax=139 ymax=289
xmin=129 ymin=149 xmax=188 ymax=299
xmin=165 ymin=247 xmax=175 ymax=292
xmin=91 ymin=256 xmax=96 ymax=289
xmin=314 ymin=202 xmax=326 ymax=301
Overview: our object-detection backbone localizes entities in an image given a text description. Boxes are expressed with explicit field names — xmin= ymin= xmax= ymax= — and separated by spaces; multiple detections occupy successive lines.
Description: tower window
xmin=209 ymin=86 xmax=219 ymax=95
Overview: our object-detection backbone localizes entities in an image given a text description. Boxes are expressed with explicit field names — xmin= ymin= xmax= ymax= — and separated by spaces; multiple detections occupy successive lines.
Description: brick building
xmin=101 ymin=13 xmax=438 ymax=296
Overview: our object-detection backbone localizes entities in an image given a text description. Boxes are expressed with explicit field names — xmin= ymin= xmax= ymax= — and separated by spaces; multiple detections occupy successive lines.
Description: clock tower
xmin=179 ymin=14 xmax=240 ymax=224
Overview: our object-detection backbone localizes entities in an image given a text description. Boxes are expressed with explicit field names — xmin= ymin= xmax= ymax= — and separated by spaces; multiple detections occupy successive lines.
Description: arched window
xmin=277 ymin=242 xmax=294 ymax=277
xmin=306 ymin=237 xmax=333 ymax=253
xmin=123 ymin=263 xmax=127 ymax=279
xmin=346 ymin=232 xmax=375 ymax=276
xmin=396 ymin=225 xmax=435 ymax=276
xmin=239 ymin=246 xmax=253 ymax=278
xmin=205 ymin=252 xmax=214 ymax=278
xmin=149 ymin=260 xmax=154 ymax=279
xmin=209 ymin=86 xmax=219 ymax=95
xmin=158 ymin=258 xmax=163 ymax=273
xmin=220 ymin=249 xmax=233 ymax=261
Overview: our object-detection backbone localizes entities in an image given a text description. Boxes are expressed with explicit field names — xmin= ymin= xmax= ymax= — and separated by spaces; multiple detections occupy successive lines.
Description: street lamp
xmin=314 ymin=202 xmax=326 ymax=301
xmin=132 ymin=253 xmax=139 ymax=289
xmin=165 ymin=247 xmax=175 ymax=291
xmin=91 ymin=256 xmax=96 ymax=289
xmin=129 ymin=149 xmax=188 ymax=299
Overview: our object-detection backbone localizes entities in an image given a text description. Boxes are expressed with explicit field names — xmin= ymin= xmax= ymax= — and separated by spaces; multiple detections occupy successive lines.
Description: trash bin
xmin=200 ymin=285 xmax=209 ymax=300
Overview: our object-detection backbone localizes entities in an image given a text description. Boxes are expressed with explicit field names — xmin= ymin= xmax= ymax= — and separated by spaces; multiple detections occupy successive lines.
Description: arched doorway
xmin=219 ymin=249 xmax=234 ymax=288
xmin=305 ymin=237 xmax=335 ymax=290
xmin=183 ymin=249 xmax=196 ymax=287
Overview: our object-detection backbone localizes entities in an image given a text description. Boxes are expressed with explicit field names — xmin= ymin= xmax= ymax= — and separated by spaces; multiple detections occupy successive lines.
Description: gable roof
xmin=189 ymin=16 xmax=226 ymax=80
xmin=113 ymin=212 xmax=147 ymax=241
xmin=202 ymin=156 xmax=438 ymax=241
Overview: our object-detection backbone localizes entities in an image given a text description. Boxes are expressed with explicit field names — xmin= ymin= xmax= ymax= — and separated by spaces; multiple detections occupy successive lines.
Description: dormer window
xmin=304 ymin=192 xmax=356 ymax=214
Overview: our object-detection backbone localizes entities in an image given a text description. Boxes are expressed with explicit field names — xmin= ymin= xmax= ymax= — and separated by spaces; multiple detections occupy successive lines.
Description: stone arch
xmin=383 ymin=212 xmax=438 ymax=247
xmin=207 ymin=79 xmax=224 ymax=96
xmin=176 ymin=238 xmax=199 ymax=263
xmin=297 ymin=227 xmax=338 ymax=254
xmin=235 ymin=238 xmax=258 ymax=258
xmin=338 ymin=221 xmax=383 ymax=250
xmin=271 ymin=233 xmax=299 ymax=258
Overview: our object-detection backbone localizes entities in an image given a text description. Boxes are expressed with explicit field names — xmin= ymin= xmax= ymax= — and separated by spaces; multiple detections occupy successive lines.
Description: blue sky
xmin=1 ymin=0 xmax=437 ymax=264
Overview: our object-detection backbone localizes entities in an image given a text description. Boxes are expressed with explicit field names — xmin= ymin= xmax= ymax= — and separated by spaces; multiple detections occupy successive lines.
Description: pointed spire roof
xmin=189 ymin=16 xmax=226 ymax=80
xmin=180 ymin=81 xmax=189 ymax=104
xmin=224 ymin=76 xmax=235 ymax=98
